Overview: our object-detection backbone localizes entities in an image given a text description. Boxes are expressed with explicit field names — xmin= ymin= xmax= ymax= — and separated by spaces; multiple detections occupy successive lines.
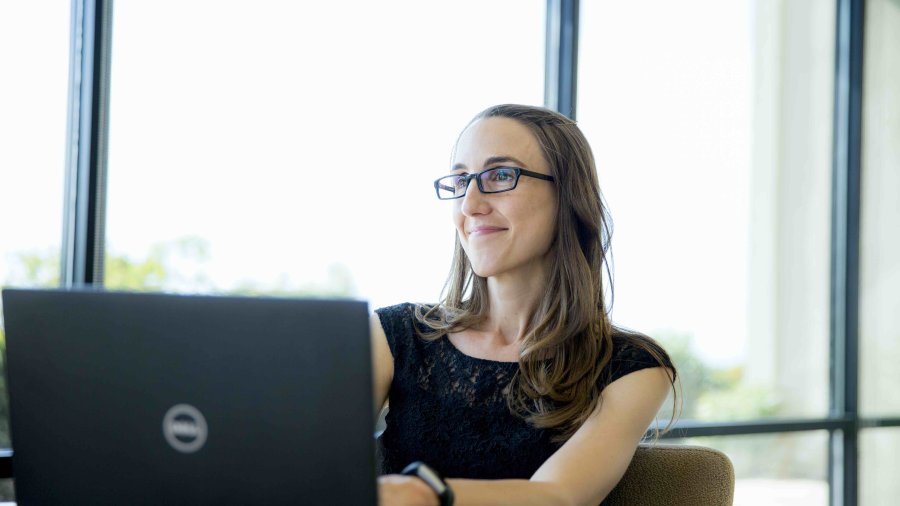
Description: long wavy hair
xmin=415 ymin=104 xmax=678 ymax=442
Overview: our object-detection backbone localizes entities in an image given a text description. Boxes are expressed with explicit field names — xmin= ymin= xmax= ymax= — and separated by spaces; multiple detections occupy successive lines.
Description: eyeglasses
xmin=433 ymin=167 xmax=555 ymax=200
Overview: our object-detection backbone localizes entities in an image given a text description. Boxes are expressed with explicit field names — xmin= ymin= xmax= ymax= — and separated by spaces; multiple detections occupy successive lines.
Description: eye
xmin=490 ymin=167 xmax=516 ymax=182
xmin=452 ymin=174 xmax=469 ymax=189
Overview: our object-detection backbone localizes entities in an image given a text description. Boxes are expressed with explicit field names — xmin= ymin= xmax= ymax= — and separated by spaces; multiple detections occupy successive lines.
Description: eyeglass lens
xmin=436 ymin=168 xmax=518 ymax=199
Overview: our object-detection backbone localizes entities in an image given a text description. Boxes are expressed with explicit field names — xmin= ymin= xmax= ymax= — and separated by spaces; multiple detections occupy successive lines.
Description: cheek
xmin=452 ymin=205 xmax=465 ymax=233
xmin=522 ymin=199 xmax=558 ymax=245
xmin=543 ymin=204 xmax=559 ymax=239
xmin=531 ymin=220 xmax=557 ymax=253
xmin=451 ymin=206 xmax=470 ymax=253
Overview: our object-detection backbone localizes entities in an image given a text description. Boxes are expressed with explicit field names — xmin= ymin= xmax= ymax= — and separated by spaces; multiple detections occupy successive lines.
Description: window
xmin=859 ymin=0 xmax=900 ymax=501
xmin=860 ymin=429 xmax=900 ymax=505
xmin=679 ymin=432 xmax=829 ymax=505
xmin=578 ymin=1 xmax=836 ymax=502
xmin=860 ymin=0 xmax=900 ymax=419
xmin=104 ymin=0 xmax=545 ymax=311
xmin=578 ymin=0 xmax=835 ymax=427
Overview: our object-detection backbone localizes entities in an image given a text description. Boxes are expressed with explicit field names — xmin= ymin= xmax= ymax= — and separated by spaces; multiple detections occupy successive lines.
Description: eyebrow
xmin=452 ymin=155 xmax=528 ymax=172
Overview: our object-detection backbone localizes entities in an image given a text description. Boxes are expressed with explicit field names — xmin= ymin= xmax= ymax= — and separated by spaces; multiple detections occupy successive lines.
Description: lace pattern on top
xmin=375 ymin=302 xmax=672 ymax=480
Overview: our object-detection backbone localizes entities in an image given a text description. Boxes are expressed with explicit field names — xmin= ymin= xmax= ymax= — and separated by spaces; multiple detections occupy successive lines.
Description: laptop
xmin=1 ymin=288 xmax=377 ymax=505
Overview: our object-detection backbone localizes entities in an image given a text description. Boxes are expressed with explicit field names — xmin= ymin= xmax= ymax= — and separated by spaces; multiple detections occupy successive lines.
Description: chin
xmin=469 ymin=265 xmax=495 ymax=278
xmin=466 ymin=257 xmax=502 ymax=278
xmin=464 ymin=248 xmax=521 ymax=279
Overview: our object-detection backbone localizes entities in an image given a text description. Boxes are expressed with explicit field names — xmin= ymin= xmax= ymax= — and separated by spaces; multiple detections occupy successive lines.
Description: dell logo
xmin=163 ymin=404 xmax=208 ymax=453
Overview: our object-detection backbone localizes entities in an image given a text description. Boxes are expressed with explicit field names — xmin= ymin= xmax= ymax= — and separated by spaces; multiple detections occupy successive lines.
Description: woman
xmin=373 ymin=104 xmax=677 ymax=506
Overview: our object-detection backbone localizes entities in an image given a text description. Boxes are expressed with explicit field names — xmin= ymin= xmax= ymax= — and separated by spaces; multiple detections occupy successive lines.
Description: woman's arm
xmin=371 ymin=313 xmax=394 ymax=420
xmin=525 ymin=365 xmax=674 ymax=505
xmin=380 ymin=366 xmax=672 ymax=506
xmin=453 ymin=366 xmax=672 ymax=506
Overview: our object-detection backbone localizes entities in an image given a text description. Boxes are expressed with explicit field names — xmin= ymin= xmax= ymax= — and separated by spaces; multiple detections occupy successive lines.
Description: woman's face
xmin=451 ymin=116 xmax=559 ymax=280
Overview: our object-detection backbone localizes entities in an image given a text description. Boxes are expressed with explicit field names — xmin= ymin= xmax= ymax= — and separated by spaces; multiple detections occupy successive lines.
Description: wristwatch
xmin=401 ymin=461 xmax=455 ymax=506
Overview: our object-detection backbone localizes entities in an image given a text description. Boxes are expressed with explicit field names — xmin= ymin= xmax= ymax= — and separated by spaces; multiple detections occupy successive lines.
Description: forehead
xmin=453 ymin=117 xmax=548 ymax=170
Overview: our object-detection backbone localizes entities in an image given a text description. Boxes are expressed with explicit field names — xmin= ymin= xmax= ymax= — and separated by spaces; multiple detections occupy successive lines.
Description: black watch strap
xmin=401 ymin=461 xmax=454 ymax=506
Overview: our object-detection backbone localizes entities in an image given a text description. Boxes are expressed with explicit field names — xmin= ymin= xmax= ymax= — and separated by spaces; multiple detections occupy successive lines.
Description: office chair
xmin=603 ymin=443 xmax=735 ymax=505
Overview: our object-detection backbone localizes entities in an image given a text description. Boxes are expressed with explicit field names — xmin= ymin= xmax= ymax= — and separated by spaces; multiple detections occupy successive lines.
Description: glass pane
xmin=861 ymin=428 xmax=900 ymax=506
xmin=579 ymin=0 xmax=834 ymax=421
xmin=671 ymin=431 xmax=829 ymax=506
xmin=0 ymin=0 xmax=69 ymax=458
xmin=859 ymin=0 xmax=900 ymax=417
xmin=105 ymin=0 xmax=544 ymax=312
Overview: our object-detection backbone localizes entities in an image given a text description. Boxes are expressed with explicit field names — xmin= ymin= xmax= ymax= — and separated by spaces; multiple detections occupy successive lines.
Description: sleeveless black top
xmin=375 ymin=302 xmax=674 ymax=480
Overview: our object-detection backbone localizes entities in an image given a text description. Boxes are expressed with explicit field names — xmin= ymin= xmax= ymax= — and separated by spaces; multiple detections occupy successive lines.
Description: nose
xmin=458 ymin=178 xmax=491 ymax=216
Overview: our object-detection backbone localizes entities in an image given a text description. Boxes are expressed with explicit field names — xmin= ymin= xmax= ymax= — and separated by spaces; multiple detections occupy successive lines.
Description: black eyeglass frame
xmin=433 ymin=167 xmax=556 ymax=200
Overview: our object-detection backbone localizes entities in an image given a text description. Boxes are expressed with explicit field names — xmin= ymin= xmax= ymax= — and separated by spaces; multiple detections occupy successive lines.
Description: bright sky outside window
xmin=104 ymin=0 xmax=544 ymax=311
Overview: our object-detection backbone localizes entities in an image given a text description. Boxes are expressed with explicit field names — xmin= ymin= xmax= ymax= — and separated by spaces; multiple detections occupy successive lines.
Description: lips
xmin=468 ymin=226 xmax=508 ymax=237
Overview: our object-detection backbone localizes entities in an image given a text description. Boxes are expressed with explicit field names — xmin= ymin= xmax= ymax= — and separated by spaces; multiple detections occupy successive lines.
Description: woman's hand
xmin=377 ymin=475 xmax=440 ymax=506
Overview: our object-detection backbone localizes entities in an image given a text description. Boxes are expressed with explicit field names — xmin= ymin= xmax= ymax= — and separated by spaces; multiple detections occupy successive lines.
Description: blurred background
xmin=1 ymin=0 xmax=897 ymax=504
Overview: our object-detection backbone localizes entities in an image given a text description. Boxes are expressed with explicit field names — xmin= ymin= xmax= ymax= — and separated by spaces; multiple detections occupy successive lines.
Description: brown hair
xmin=415 ymin=104 xmax=678 ymax=442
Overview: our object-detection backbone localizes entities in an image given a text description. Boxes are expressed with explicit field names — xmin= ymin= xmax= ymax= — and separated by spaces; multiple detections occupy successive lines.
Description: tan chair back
xmin=603 ymin=443 xmax=735 ymax=506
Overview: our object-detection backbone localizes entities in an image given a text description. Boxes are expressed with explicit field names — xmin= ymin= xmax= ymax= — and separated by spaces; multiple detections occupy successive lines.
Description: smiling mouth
xmin=469 ymin=228 xmax=507 ymax=236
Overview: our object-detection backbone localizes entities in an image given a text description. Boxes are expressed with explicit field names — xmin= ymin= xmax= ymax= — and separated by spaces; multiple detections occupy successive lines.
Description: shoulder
xmin=374 ymin=302 xmax=435 ymax=358
xmin=374 ymin=302 xmax=417 ymax=327
xmin=604 ymin=329 xmax=676 ymax=387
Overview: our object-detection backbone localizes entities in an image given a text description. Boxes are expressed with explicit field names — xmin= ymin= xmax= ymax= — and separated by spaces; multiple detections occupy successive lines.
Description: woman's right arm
xmin=370 ymin=313 xmax=394 ymax=420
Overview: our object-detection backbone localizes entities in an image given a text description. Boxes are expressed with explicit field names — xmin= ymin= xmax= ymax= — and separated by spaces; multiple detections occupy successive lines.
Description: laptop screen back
xmin=1 ymin=289 xmax=376 ymax=505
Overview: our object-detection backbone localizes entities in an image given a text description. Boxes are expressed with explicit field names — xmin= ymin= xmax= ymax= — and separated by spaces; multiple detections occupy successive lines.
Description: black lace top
xmin=375 ymin=302 xmax=674 ymax=480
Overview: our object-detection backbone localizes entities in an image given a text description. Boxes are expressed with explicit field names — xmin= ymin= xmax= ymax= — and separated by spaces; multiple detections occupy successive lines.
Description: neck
xmin=480 ymin=258 xmax=551 ymax=346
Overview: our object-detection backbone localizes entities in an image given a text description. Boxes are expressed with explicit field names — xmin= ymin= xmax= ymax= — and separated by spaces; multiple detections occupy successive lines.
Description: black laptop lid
xmin=1 ymin=288 xmax=376 ymax=505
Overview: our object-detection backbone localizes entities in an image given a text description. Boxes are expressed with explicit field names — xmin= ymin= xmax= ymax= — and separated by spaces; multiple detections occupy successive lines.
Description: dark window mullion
xmin=544 ymin=0 xmax=578 ymax=120
xmin=60 ymin=0 xmax=112 ymax=288
xmin=658 ymin=417 xmax=854 ymax=439
xmin=829 ymin=0 xmax=865 ymax=504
